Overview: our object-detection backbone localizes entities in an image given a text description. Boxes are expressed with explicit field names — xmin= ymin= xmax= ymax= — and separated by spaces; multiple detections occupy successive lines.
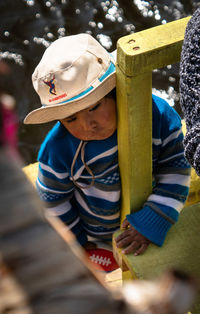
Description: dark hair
xmin=106 ymin=88 xmax=116 ymax=101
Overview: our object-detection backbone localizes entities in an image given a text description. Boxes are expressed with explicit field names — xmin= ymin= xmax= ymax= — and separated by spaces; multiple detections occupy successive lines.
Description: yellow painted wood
xmin=116 ymin=16 xmax=191 ymax=224
xmin=182 ymin=120 xmax=200 ymax=207
xmin=117 ymin=16 xmax=191 ymax=77
xmin=113 ymin=202 xmax=200 ymax=313
xmin=23 ymin=162 xmax=38 ymax=186
xmin=114 ymin=16 xmax=200 ymax=311
xmin=113 ymin=230 xmax=138 ymax=280
xmin=114 ymin=203 xmax=200 ymax=280
xmin=186 ymin=168 xmax=200 ymax=206
xmin=116 ymin=69 xmax=152 ymax=222
xmin=122 ymin=270 xmax=134 ymax=281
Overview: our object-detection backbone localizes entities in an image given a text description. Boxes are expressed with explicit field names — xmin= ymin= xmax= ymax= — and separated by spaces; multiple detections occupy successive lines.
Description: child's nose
xmin=81 ymin=115 xmax=97 ymax=131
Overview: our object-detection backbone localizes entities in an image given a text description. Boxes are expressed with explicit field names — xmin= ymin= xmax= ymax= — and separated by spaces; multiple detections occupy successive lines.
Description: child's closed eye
xmin=66 ymin=116 xmax=77 ymax=123
xmin=89 ymin=102 xmax=101 ymax=112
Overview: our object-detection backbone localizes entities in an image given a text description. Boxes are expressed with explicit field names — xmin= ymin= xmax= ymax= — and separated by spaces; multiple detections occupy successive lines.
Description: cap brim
xmin=24 ymin=71 xmax=116 ymax=124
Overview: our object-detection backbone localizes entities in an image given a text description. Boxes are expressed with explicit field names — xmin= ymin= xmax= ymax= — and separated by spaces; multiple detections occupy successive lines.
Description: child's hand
xmin=115 ymin=219 xmax=151 ymax=255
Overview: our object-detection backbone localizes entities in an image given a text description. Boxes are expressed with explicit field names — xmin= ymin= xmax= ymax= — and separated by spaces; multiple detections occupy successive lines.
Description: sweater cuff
xmin=71 ymin=223 xmax=88 ymax=246
xmin=126 ymin=205 xmax=172 ymax=247
xmin=77 ymin=230 xmax=88 ymax=246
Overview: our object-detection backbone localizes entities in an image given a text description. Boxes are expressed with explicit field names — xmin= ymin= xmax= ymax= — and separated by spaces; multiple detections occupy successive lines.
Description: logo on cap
xmin=43 ymin=75 xmax=56 ymax=95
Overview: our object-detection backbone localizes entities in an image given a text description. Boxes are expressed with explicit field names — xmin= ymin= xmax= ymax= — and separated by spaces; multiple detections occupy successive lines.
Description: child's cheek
xmin=102 ymin=109 xmax=117 ymax=128
xmin=73 ymin=130 xmax=83 ymax=139
xmin=67 ymin=126 xmax=82 ymax=139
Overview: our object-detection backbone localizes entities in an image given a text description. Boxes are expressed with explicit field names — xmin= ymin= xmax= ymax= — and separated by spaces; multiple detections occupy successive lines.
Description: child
xmin=24 ymin=33 xmax=191 ymax=255
xmin=180 ymin=7 xmax=200 ymax=176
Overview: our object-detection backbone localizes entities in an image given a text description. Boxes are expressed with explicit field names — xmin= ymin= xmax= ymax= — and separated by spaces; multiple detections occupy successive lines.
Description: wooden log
xmin=0 ymin=148 xmax=124 ymax=314
xmin=121 ymin=269 xmax=198 ymax=314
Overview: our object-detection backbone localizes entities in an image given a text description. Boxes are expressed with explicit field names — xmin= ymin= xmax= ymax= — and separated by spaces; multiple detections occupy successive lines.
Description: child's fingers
xmin=122 ymin=241 xmax=141 ymax=254
xmin=134 ymin=243 xmax=149 ymax=256
xmin=115 ymin=229 xmax=130 ymax=242
xmin=116 ymin=234 xmax=132 ymax=248
xmin=115 ymin=228 xmax=137 ymax=244
xmin=122 ymin=241 xmax=150 ymax=255
xmin=121 ymin=218 xmax=130 ymax=229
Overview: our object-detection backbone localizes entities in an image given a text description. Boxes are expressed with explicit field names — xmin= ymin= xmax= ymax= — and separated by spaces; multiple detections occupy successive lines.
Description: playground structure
xmin=112 ymin=16 xmax=200 ymax=313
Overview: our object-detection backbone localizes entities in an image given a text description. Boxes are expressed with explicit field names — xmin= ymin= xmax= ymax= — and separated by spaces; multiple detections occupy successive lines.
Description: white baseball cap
xmin=24 ymin=33 xmax=116 ymax=124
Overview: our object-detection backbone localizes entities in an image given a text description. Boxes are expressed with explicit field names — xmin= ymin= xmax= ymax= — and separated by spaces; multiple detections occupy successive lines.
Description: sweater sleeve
xmin=126 ymin=97 xmax=191 ymax=246
xmin=37 ymin=150 xmax=88 ymax=246
xmin=179 ymin=8 xmax=200 ymax=175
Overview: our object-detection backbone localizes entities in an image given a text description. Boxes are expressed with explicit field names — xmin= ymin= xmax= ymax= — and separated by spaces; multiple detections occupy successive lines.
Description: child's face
xmin=60 ymin=96 xmax=117 ymax=141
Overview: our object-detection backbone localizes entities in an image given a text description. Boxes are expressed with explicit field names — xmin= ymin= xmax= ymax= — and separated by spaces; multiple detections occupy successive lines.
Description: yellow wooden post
xmin=117 ymin=71 xmax=152 ymax=222
xmin=113 ymin=16 xmax=191 ymax=275
xmin=114 ymin=18 xmax=200 ymax=312
xmin=116 ymin=17 xmax=191 ymax=223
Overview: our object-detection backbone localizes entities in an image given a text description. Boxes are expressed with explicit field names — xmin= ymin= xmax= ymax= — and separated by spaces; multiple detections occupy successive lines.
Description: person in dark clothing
xmin=180 ymin=8 xmax=200 ymax=176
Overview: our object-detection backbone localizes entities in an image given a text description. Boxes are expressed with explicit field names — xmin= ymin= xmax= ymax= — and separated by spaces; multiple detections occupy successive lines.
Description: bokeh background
xmin=0 ymin=0 xmax=199 ymax=164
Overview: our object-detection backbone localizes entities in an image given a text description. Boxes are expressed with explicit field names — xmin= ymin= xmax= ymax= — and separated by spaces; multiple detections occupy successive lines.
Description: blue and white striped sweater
xmin=37 ymin=94 xmax=191 ymax=246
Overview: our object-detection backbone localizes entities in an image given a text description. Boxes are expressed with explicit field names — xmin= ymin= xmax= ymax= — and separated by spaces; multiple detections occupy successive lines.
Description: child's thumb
xmin=121 ymin=218 xmax=130 ymax=229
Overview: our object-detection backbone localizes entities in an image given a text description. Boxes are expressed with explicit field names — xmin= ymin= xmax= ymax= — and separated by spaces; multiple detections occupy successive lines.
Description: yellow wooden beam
xmin=114 ymin=16 xmax=195 ymax=283
xmin=117 ymin=16 xmax=191 ymax=76
xmin=116 ymin=17 xmax=191 ymax=224
xmin=117 ymin=69 xmax=152 ymax=222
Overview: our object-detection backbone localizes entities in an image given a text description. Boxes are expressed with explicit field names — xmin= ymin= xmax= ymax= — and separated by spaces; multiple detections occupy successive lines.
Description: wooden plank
xmin=116 ymin=68 xmax=152 ymax=222
xmin=115 ymin=17 xmax=191 ymax=240
xmin=116 ymin=17 xmax=191 ymax=224
xmin=113 ymin=202 xmax=200 ymax=313
xmin=0 ymin=148 xmax=123 ymax=314
xmin=22 ymin=162 xmax=38 ymax=186
xmin=117 ymin=16 xmax=191 ymax=77
xmin=114 ymin=14 xmax=198 ymax=283
xmin=113 ymin=203 xmax=200 ymax=278
xmin=182 ymin=121 xmax=200 ymax=207
xmin=114 ymin=15 xmax=200 ymax=312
